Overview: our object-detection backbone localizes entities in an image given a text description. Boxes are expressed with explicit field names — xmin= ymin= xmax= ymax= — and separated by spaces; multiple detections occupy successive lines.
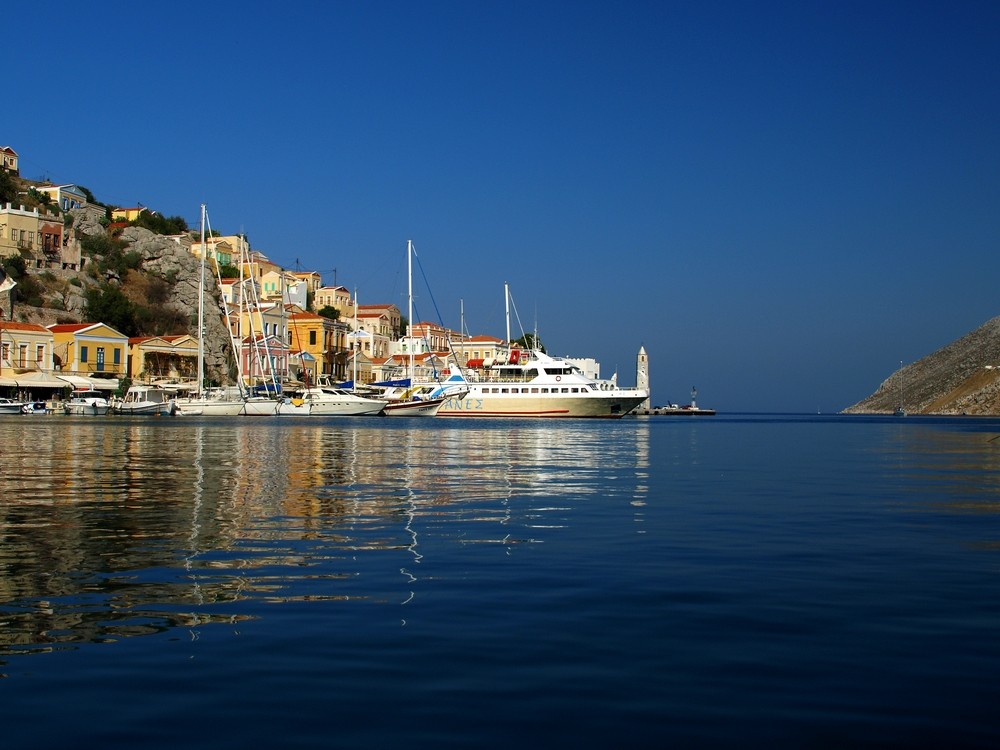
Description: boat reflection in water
xmin=0 ymin=417 xmax=650 ymax=656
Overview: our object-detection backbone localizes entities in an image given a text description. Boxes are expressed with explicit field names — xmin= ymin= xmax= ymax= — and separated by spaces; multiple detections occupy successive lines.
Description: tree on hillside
xmin=84 ymin=285 xmax=138 ymax=337
xmin=0 ymin=169 xmax=16 ymax=204
xmin=512 ymin=333 xmax=545 ymax=352
xmin=133 ymin=211 xmax=187 ymax=235
xmin=317 ymin=305 xmax=339 ymax=320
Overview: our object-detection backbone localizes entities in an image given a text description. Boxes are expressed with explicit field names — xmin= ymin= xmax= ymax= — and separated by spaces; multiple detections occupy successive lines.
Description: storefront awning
xmin=57 ymin=375 xmax=93 ymax=388
xmin=13 ymin=372 xmax=71 ymax=388
xmin=86 ymin=378 xmax=119 ymax=391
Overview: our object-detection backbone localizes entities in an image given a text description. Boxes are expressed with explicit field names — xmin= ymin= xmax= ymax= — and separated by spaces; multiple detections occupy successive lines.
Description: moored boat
xmin=0 ymin=397 xmax=27 ymax=414
xmin=277 ymin=386 xmax=386 ymax=416
xmin=436 ymin=349 xmax=647 ymax=418
xmin=63 ymin=389 xmax=110 ymax=415
xmin=112 ymin=384 xmax=173 ymax=415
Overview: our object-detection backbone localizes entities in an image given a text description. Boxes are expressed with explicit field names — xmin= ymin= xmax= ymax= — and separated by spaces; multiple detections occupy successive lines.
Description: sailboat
xmin=382 ymin=240 xmax=468 ymax=416
xmin=173 ymin=204 xmax=244 ymax=416
xmin=893 ymin=360 xmax=907 ymax=417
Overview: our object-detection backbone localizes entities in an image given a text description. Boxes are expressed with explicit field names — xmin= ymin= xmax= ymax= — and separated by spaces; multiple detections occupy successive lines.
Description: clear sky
xmin=6 ymin=1 xmax=999 ymax=412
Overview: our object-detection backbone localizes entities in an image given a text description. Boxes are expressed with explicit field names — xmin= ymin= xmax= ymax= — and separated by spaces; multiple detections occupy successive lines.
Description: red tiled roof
xmin=0 ymin=321 xmax=48 ymax=333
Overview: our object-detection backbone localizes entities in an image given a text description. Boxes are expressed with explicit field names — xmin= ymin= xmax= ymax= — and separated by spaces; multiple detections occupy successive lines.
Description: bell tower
xmin=636 ymin=346 xmax=649 ymax=411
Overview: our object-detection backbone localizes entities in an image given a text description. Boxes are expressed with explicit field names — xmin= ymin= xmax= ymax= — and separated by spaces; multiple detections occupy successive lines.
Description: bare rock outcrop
xmin=843 ymin=316 xmax=1000 ymax=415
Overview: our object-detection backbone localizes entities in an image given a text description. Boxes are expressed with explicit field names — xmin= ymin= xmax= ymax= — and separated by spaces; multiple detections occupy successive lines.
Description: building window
xmin=36 ymin=345 xmax=44 ymax=364
xmin=113 ymin=349 xmax=121 ymax=365
xmin=309 ymin=331 xmax=316 ymax=346
xmin=18 ymin=344 xmax=27 ymax=367
xmin=80 ymin=345 xmax=88 ymax=363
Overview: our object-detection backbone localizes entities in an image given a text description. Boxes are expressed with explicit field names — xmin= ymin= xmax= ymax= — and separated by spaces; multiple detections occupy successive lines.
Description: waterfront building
xmin=126 ymin=334 xmax=198 ymax=382
xmin=48 ymin=323 xmax=128 ymax=382
xmin=0 ymin=321 xmax=54 ymax=380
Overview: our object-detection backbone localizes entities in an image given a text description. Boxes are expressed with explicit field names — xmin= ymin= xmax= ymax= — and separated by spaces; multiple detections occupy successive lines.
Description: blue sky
xmin=6 ymin=1 xmax=999 ymax=412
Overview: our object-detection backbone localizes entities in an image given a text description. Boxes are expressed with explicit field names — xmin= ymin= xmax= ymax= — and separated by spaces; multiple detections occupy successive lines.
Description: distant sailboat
xmin=894 ymin=360 xmax=907 ymax=417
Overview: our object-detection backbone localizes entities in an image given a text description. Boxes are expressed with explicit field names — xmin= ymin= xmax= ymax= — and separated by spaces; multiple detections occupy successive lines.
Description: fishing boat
xmin=436 ymin=284 xmax=648 ymax=419
xmin=112 ymin=384 xmax=173 ymax=415
xmin=63 ymin=388 xmax=110 ymax=415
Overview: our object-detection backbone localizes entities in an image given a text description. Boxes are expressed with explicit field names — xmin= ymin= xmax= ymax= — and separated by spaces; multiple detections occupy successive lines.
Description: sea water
xmin=1 ymin=413 xmax=1000 ymax=747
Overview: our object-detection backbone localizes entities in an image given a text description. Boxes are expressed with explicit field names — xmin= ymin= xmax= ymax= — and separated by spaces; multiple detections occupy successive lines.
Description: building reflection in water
xmin=0 ymin=417 xmax=651 ymax=658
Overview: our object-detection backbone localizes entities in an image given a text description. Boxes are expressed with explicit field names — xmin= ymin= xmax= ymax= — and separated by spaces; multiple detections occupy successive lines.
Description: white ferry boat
xmin=437 ymin=348 xmax=648 ymax=419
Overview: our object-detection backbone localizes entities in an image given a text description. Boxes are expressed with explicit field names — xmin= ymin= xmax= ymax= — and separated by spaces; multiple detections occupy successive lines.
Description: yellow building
xmin=190 ymin=237 xmax=235 ymax=269
xmin=0 ymin=322 xmax=54 ymax=378
xmin=314 ymin=285 xmax=354 ymax=318
xmin=451 ymin=334 xmax=506 ymax=366
xmin=47 ymin=323 xmax=128 ymax=379
xmin=287 ymin=310 xmax=351 ymax=383
xmin=111 ymin=206 xmax=149 ymax=222
xmin=127 ymin=334 xmax=199 ymax=382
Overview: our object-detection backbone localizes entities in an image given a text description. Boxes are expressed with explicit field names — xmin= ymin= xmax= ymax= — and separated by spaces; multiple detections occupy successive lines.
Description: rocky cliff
xmin=842 ymin=316 xmax=1000 ymax=415
xmin=12 ymin=214 xmax=235 ymax=385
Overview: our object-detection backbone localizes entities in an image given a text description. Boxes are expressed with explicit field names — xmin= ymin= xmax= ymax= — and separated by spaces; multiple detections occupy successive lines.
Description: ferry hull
xmin=437 ymin=391 xmax=646 ymax=418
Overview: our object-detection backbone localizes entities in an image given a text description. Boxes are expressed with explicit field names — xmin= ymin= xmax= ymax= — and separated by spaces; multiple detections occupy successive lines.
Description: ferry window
xmin=531 ymin=388 xmax=539 ymax=393
xmin=561 ymin=387 xmax=569 ymax=393
xmin=501 ymin=388 xmax=509 ymax=393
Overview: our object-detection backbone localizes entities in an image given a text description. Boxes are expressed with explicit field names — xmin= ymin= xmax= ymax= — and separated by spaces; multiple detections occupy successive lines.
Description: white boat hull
xmin=242 ymin=398 xmax=279 ymax=416
xmin=64 ymin=402 xmax=110 ymax=416
xmin=383 ymin=397 xmax=445 ymax=417
xmin=174 ymin=399 xmax=244 ymax=416
xmin=437 ymin=388 xmax=646 ymax=418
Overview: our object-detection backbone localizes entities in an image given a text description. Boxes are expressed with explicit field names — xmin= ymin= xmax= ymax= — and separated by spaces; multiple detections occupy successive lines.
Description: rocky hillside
xmin=842 ymin=316 xmax=1000 ymax=415
xmin=11 ymin=213 xmax=235 ymax=385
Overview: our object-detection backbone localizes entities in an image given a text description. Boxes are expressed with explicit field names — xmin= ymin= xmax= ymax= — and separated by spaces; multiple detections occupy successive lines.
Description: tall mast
xmin=504 ymin=281 xmax=511 ymax=345
xmin=353 ymin=288 xmax=359 ymax=386
xmin=407 ymin=239 xmax=414 ymax=382
xmin=197 ymin=203 xmax=206 ymax=396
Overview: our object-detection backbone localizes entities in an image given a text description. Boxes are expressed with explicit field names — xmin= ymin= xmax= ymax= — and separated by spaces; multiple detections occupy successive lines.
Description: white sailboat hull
xmin=382 ymin=397 xmax=446 ymax=417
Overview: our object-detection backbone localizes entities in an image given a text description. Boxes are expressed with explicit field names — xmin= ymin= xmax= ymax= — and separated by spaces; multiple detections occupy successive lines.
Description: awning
xmin=58 ymin=374 xmax=120 ymax=390
xmin=13 ymin=372 xmax=71 ymax=388
xmin=466 ymin=358 xmax=484 ymax=368
xmin=0 ymin=376 xmax=18 ymax=387
xmin=57 ymin=375 xmax=93 ymax=388
xmin=86 ymin=378 xmax=119 ymax=391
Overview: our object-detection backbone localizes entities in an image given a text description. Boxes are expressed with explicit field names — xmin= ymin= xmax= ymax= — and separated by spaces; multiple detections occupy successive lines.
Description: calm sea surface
xmin=2 ymin=413 xmax=1000 ymax=747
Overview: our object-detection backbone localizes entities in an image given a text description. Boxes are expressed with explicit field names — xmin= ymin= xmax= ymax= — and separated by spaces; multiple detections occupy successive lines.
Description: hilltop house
xmin=0 ymin=146 xmax=18 ymax=174
xmin=111 ymin=206 xmax=150 ymax=222
xmin=34 ymin=184 xmax=87 ymax=212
